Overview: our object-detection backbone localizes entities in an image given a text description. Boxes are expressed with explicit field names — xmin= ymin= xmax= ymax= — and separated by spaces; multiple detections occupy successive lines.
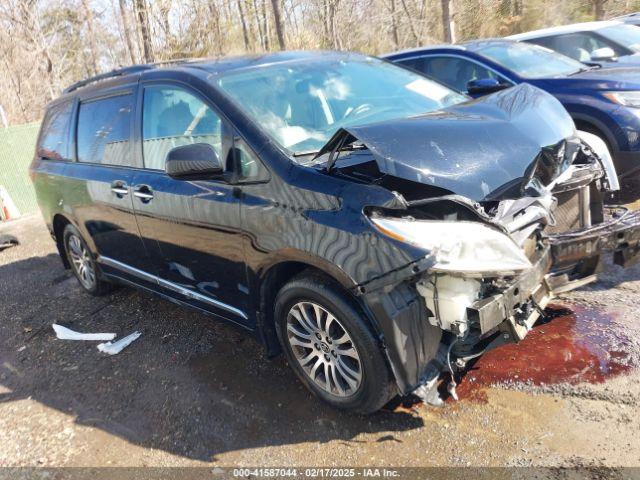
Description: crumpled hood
xmin=321 ymin=83 xmax=580 ymax=202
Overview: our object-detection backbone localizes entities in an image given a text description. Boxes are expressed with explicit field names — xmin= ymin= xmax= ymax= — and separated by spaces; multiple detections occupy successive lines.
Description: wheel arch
xmin=52 ymin=213 xmax=73 ymax=269
xmin=255 ymin=256 xmax=378 ymax=357
xmin=572 ymin=115 xmax=618 ymax=153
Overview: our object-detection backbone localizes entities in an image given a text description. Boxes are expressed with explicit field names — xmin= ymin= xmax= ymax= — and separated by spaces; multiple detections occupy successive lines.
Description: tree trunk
xmin=593 ymin=0 xmax=607 ymax=20
xmin=389 ymin=0 xmax=399 ymax=48
xmin=208 ymin=1 xmax=223 ymax=55
xmin=236 ymin=0 xmax=251 ymax=51
xmin=513 ymin=0 xmax=522 ymax=15
xmin=118 ymin=0 xmax=138 ymax=64
xmin=261 ymin=0 xmax=270 ymax=51
xmin=327 ymin=0 xmax=341 ymax=50
xmin=271 ymin=0 xmax=285 ymax=50
xmin=159 ymin=2 xmax=172 ymax=47
xmin=81 ymin=0 xmax=100 ymax=74
xmin=441 ymin=0 xmax=456 ymax=43
xmin=134 ymin=0 xmax=154 ymax=63
xmin=253 ymin=0 xmax=265 ymax=50
xmin=399 ymin=0 xmax=420 ymax=45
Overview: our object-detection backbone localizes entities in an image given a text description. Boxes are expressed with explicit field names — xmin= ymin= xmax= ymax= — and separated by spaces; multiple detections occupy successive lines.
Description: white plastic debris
xmin=97 ymin=331 xmax=141 ymax=355
xmin=52 ymin=324 xmax=116 ymax=341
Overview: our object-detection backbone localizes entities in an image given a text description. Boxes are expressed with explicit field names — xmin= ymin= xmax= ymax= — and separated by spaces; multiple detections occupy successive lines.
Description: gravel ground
xmin=1 ymin=215 xmax=639 ymax=470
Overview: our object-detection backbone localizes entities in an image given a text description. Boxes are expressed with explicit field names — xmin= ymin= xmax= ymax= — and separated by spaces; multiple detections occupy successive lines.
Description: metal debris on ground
xmin=0 ymin=234 xmax=19 ymax=251
xmin=52 ymin=324 xmax=116 ymax=341
xmin=97 ymin=331 xmax=141 ymax=355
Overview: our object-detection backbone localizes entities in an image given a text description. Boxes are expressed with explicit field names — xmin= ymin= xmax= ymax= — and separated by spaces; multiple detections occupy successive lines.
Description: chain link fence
xmin=0 ymin=122 xmax=40 ymax=216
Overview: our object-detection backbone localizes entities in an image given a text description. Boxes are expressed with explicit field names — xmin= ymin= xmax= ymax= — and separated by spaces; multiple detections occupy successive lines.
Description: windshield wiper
xmin=568 ymin=64 xmax=601 ymax=76
xmin=293 ymin=142 xmax=367 ymax=160
xmin=324 ymin=142 xmax=368 ymax=173
xmin=292 ymin=150 xmax=320 ymax=157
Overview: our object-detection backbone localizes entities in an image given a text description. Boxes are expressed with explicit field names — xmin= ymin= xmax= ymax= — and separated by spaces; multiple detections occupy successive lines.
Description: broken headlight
xmin=369 ymin=216 xmax=532 ymax=276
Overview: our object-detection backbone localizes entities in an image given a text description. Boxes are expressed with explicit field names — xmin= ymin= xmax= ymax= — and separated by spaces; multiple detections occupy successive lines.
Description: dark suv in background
xmin=384 ymin=40 xmax=640 ymax=192
xmin=30 ymin=52 xmax=640 ymax=413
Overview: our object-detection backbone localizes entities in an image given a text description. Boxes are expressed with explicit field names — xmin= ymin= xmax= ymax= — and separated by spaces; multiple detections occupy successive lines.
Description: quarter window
xmin=77 ymin=94 xmax=133 ymax=166
xmin=142 ymin=87 xmax=223 ymax=170
xmin=234 ymin=137 xmax=268 ymax=181
xmin=38 ymin=101 xmax=73 ymax=161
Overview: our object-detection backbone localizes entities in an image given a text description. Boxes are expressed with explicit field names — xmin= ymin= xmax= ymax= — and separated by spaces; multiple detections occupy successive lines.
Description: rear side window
xmin=77 ymin=94 xmax=133 ymax=166
xmin=528 ymin=34 xmax=615 ymax=62
xmin=38 ymin=101 xmax=73 ymax=160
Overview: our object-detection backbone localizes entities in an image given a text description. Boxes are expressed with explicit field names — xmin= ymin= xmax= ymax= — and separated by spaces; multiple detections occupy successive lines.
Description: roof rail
xmin=63 ymin=64 xmax=155 ymax=94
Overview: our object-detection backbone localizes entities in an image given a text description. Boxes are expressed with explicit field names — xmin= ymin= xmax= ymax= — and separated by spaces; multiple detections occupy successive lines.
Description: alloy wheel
xmin=68 ymin=234 xmax=96 ymax=290
xmin=286 ymin=301 xmax=362 ymax=397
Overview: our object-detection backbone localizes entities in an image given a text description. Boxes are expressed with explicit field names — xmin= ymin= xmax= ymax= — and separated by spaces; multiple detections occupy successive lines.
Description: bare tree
xmin=441 ymin=0 xmax=456 ymax=43
xmin=271 ymin=0 xmax=286 ymax=50
xmin=81 ymin=0 xmax=99 ymax=74
xmin=252 ymin=0 xmax=265 ymax=49
xmin=207 ymin=1 xmax=224 ymax=55
xmin=118 ymin=0 xmax=138 ymax=64
xmin=399 ymin=0 xmax=420 ymax=45
xmin=592 ymin=0 xmax=607 ymax=20
xmin=134 ymin=0 xmax=154 ymax=62
xmin=1 ymin=52 xmax=28 ymax=122
xmin=0 ymin=0 xmax=630 ymax=126
xmin=387 ymin=0 xmax=399 ymax=48
xmin=236 ymin=0 xmax=251 ymax=51
xmin=322 ymin=0 xmax=342 ymax=49
xmin=261 ymin=0 xmax=270 ymax=50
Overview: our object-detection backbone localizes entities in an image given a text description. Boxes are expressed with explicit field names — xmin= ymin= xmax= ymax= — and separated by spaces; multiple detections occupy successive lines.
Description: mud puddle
xmin=453 ymin=303 xmax=636 ymax=402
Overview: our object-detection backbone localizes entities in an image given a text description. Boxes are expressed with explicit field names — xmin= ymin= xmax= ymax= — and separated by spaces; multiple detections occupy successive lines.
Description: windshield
xmin=216 ymin=55 xmax=466 ymax=154
xmin=599 ymin=24 xmax=640 ymax=52
xmin=476 ymin=42 xmax=585 ymax=78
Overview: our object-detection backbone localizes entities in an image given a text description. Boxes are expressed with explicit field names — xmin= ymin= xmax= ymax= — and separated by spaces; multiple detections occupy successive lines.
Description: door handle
xmin=133 ymin=185 xmax=154 ymax=202
xmin=111 ymin=181 xmax=129 ymax=197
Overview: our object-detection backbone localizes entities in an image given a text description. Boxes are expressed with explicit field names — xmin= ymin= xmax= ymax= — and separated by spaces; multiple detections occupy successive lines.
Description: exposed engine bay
xmin=311 ymin=84 xmax=640 ymax=404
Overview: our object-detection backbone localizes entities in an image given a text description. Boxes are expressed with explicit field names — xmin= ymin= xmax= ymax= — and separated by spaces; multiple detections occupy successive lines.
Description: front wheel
xmin=275 ymin=272 xmax=394 ymax=414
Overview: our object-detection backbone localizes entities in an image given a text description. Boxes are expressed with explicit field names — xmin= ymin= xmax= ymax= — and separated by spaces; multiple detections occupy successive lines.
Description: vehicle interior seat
xmin=455 ymin=62 xmax=477 ymax=91
xmin=425 ymin=58 xmax=460 ymax=90
xmin=555 ymin=35 xmax=591 ymax=62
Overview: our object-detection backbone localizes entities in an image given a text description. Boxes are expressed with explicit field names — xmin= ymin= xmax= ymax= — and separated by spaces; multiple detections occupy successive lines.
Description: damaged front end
xmin=318 ymin=84 xmax=640 ymax=404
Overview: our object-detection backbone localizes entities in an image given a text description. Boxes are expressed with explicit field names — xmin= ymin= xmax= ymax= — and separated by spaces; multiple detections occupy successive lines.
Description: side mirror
xmin=590 ymin=47 xmax=616 ymax=62
xmin=466 ymin=78 xmax=509 ymax=96
xmin=165 ymin=143 xmax=223 ymax=180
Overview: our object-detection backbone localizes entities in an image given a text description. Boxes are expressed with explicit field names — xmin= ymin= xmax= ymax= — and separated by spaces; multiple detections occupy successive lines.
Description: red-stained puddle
xmin=452 ymin=303 xmax=637 ymax=403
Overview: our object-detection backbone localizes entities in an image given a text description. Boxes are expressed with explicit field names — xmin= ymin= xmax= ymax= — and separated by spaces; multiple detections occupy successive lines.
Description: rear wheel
xmin=275 ymin=272 xmax=394 ymax=414
xmin=63 ymin=224 xmax=113 ymax=296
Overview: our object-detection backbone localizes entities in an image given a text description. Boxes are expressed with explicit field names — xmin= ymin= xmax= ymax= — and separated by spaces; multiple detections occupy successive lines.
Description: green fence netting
xmin=0 ymin=122 xmax=41 ymax=215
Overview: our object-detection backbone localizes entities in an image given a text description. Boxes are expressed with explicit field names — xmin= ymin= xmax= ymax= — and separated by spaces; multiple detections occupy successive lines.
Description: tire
xmin=63 ymin=224 xmax=113 ymax=296
xmin=275 ymin=272 xmax=394 ymax=414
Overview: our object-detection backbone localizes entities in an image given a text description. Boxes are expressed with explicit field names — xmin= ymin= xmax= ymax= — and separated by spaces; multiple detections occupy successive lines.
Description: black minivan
xmin=31 ymin=51 xmax=640 ymax=413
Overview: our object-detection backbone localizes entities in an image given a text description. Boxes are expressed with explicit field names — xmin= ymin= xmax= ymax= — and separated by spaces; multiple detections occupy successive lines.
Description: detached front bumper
xmin=548 ymin=208 xmax=640 ymax=291
xmin=467 ymin=209 xmax=640 ymax=344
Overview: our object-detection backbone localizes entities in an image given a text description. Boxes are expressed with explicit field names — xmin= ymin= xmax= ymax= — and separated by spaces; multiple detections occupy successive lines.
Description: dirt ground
xmin=1 ymin=214 xmax=640 ymax=471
